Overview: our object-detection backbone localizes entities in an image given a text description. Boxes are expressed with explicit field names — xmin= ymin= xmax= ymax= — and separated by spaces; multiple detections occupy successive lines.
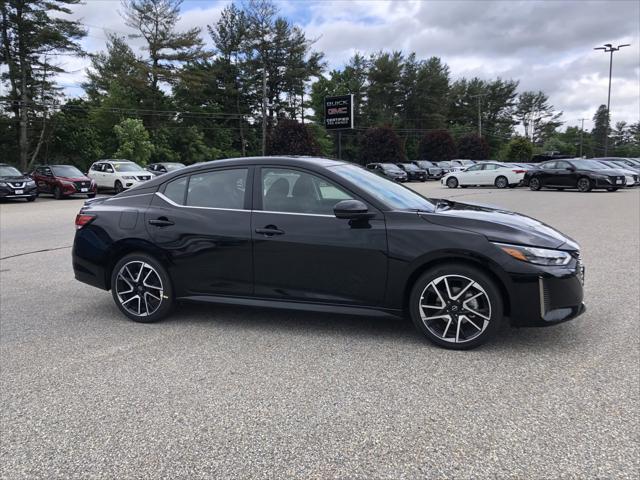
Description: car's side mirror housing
xmin=334 ymin=199 xmax=375 ymax=220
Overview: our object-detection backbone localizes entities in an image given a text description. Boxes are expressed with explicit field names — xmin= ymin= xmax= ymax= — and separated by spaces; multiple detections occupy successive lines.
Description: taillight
xmin=512 ymin=169 xmax=526 ymax=174
xmin=75 ymin=213 xmax=96 ymax=230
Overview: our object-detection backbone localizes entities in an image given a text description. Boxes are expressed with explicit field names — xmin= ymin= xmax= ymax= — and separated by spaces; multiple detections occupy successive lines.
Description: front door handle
xmin=149 ymin=217 xmax=174 ymax=227
xmin=255 ymin=226 xmax=284 ymax=236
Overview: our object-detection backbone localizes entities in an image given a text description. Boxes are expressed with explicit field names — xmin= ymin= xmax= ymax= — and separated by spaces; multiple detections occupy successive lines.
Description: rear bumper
xmin=72 ymin=231 xmax=110 ymax=290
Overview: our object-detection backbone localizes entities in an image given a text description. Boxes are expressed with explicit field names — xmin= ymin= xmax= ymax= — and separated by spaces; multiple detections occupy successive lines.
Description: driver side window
xmin=261 ymin=168 xmax=353 ymax=215
xmin=466 ymin=165 xmax=483 ymax=172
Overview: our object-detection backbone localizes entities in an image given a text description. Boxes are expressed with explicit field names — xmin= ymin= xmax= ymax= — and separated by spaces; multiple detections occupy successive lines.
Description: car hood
xmin=58 ymin=175 xmax=92 ymax=182
xmin=423 ymin=199 xmax=579 ymax=250
xmin=0 ymin=175 xmax=31 ymax=182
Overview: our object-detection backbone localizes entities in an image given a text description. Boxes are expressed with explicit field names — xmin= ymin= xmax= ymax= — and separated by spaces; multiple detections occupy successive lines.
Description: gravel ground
xmin=1 ymin=184 xmax=638 ymax=479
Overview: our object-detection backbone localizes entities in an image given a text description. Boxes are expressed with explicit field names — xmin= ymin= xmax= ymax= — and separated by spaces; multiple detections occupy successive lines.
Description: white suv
xmin=87 ymin=160 xmax=152 ymax=193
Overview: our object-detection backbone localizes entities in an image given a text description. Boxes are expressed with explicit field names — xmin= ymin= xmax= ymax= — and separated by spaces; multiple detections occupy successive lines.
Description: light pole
xmin=578 ymin=118 xmax=586 ymax=158
xmin=470 ymin=93 xmax=488 ymax=137
xmin=594 ymin=43 xmax=630 ymax=155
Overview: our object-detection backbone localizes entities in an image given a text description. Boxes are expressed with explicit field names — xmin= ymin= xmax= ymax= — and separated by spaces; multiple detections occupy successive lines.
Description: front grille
xmin=136 ymin=175 xmax=150 ymax=181
xmin=8 ymin=182 xmax=25 ymax=189
xmin=74 ymin=181 xmax=90 ymax=189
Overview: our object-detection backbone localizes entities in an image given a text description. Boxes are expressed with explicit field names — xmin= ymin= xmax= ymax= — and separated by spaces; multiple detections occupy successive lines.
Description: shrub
xmin=456 ymin=134 xmax=490 ymax=160
xmin=417 ymin=129 xmax=456 ymax=161
xmin=358 ymin=126 xmax=405 ymax=164
xmin=267 ymin=119 xmax=320 ymax=156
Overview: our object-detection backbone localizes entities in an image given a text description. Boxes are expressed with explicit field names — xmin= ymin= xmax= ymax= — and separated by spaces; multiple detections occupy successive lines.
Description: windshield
xmin=401 ymin=163 xmax=419 ymax=171
xmin=0 ymin=165 xmax=22 ymax=177
xmin=437 ymin=161 xmax=451 ymax=167
xmin=574 ymin=160 xmax=609 ymax=170
xmin=113 ymin=162 xmax=143 ymax=172
xmin=331 ymin=164 xmax=435 ymax=212
xmin=165 ymin=163 xmax=185 ymax=171
xmin=52 ymin=165 xmax=84 ymax=177
xmin=460 ymin=160 xmax=475 ymax=165
xmin=380 ymin=163 xmax=403 ymax=172
xmin=415 ymin=161 xmax=433 ymax=169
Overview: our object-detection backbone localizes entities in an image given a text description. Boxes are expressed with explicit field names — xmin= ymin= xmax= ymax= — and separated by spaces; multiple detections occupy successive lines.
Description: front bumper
xmin=594 ymin=176 xmax=626 ymax=188
xmin=508 ymin=263 xmax=585 ymax=327
xmin=0 ymin=184 xmax=38 ymax=198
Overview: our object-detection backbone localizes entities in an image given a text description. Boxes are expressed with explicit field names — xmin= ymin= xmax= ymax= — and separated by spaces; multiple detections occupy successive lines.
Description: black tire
xmin=87 ymin=193 xmax=96 ymax=198
xmin=577 ymin=176 xmax=592 ymax=192
xmin=409 ymin=263 xmax=503 ymax=350
xmin=529 ymin=177 xmax=542 ymax=191
xmin=446 ymin=177 xmax=458 ymax=188
xmin=26 ymin=196 xmax=36 ymax=202
xmin=494 ymin=176 xmax=508 ymax=189
xmin=53 ymin=186 xmax=63 ymax=199
xmin=508 ymin=184 xmax=518 ymax=188
xmin=606 ymin=187 xmax=618 ymax=192
xmin=110 ymin=252 xmax=174 ymax=323
xmin=114 ymin=180 xmax=124 ymax=194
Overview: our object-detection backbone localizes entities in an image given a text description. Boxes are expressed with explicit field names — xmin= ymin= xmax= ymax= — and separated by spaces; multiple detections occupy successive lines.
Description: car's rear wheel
xmin=494 ymin=176 xmax=508 ymax=189
xmin=529 ymin=177 xmax=542 ymax=191
xmin=114 ymin=180 xmax=124 ymax=194
xmin=409 ymin=264 xmax=503 ymax=350
xmin=111 ymin=253 xmax=173 ymax=323
xmin=577 ymin=177 xmax=592 ymax=192
xmin=26 ymin=196 xmax=36 ymax=202
xmin=606 ymin=187 xmax=618 ymax=192
xmin=446 ymin=177 xmax=458 ymax=188
xmin=53 ymin=186 xmax=63 ymax=199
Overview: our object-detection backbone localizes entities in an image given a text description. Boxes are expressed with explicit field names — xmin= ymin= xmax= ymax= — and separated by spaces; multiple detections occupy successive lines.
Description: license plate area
xmin=15 ymin=189 xmax=23 ymax=194
xmin=81 ymin=188 xmax=88 ymax=192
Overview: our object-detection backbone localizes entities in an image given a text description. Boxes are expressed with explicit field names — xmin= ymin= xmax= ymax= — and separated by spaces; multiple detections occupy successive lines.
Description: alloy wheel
xmin=495 ymin=176 xmax=508 ymax=189
xmin=447 ymin=177 xmax=458 ymax=188
xmin=418 ymin=274 xmax=491 ymax=344
xmin=115 ymin=261 xmax=164 ymax=317
xmin=529 ymin=178 xmax=541 ymax=191
xmin=577 ymin=178 xmax=591 ymax=192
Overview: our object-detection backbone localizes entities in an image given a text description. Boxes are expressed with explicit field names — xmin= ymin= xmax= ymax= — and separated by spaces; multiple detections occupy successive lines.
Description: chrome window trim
xmin=155 ymin=192 xmax=336 ymax=217
xmin=155 ymin=191 xmax=249 ymax=212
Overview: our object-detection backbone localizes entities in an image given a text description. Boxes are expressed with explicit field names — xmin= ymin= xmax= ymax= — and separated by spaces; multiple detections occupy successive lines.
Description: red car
xmin=31 ymin=165 xmax=97 ymax=199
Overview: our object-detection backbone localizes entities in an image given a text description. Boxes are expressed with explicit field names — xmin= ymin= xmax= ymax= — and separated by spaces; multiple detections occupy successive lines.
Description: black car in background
xmin=146 ymin=162 xmax=186 ymax=176
xmin=526 ymin=159 xmax=627 ymax=192
xmin=366 ymin=163 xmax=408 ymax=182
xmin=0 ymin=163 xmax=37 ymax=201
xmin=396 ymin=163 xmax=427 ymax=181
xmin=73 ymin=156 xmax=586 ymax=350
xmin=412 ymin=160 xmax=444 ymax=179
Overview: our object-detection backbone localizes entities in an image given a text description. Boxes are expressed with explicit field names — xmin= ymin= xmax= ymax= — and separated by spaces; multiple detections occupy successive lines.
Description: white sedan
xmin=441 ymin=162 xmax=526 ymax=189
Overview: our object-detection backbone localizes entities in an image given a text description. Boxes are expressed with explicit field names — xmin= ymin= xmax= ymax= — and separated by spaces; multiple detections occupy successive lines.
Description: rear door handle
xmin=255 ymin=226 xmax=284 ymax=236
xmin=149 ymin=217 xmax=174 ymax=227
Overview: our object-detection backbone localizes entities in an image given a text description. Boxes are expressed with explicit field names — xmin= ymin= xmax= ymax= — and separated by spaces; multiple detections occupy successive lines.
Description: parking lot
xmin=1 ymin=183 xmax=638 ymax=478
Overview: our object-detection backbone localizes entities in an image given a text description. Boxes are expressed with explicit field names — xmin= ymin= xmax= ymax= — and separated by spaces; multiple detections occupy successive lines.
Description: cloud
xmin=52 ymin=0 xmax=639 ymax=130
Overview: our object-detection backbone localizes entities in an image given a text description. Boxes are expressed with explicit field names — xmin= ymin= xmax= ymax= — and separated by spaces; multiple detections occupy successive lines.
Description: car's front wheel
xmin=577 ymin=177 xmax=592 ymax=192
xmin=111 ymin=253 xmax=173 ymax=323
xmin=606 ymin=187 xmax=618 ymax=192
xmin=446 ymin=177 xmax=458 ymax=188
xmin=53 ymin=186 xmax=63 ymax=199
xmin=409 ymin=263 xmax=503 ymax=349
xmin=114 ymin=180 xmax=124 ymax=194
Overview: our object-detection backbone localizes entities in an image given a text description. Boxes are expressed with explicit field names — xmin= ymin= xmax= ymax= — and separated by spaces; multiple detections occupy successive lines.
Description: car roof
xmin=96 ymin=159 xmax=135 ymax=163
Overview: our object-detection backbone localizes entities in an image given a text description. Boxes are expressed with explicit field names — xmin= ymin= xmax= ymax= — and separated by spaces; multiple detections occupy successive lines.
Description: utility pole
xmin=470 ymin=93 xmax=488 ymax=136
xmin=594 ymin=43 xmax=630 ymax=155
xmin=578 ymin=118 xmax=586 ymax=158
xmin=261 ymin=64 xmax=267 ymax=156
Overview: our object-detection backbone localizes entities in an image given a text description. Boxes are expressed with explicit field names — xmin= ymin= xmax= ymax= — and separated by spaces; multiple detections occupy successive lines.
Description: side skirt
xmin=177 ymin=294 xmax=404 ymax=319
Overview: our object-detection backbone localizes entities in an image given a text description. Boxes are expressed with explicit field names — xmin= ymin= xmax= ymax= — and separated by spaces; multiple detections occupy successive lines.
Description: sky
xmin=54 ymin=0 xmax=640 ymax=131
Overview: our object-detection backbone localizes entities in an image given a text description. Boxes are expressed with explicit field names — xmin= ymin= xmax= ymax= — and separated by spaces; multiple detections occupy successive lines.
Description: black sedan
xmin=412 ymin=160 xmax=444 ymax=179
xmin=73 ymin=157 xmax=585 ymax=350
xmin=525 ymin=159 xmax=627 ymax=192
xmin=366 ymin=163 xmax=408 ymax=182
xmin=396 ymin=163 xmax=427 ymax=181
xmin=0 ymin=163 xmax=38 ymax=201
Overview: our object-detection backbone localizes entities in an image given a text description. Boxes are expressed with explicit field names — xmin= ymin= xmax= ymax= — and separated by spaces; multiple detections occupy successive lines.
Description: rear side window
xmin=163 ymin=176 xmax=188 ymax=205
xmin=541 ymin=162 xmax=557 ymax=170
xmin=187 ymin=169 xmax=247 ymax=209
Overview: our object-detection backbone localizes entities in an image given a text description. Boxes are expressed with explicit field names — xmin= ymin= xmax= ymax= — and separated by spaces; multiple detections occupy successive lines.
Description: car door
xmin=553 ymin=161 xmax=576 ymax=187
xmin=146 ymin=167 xmax=253 ymax=297
xmin=251 ymin=166 xmax=388 ymax=306
xmin=33 ymin=167 xmax=49 ymax=193
xmin=91 ymin=163 xmax=107 ymax=187
xmin=460 ymin=164 xmax=484 ymax=185
xmin=537 ymin=161 xmax=556 ymax=186
xmin=103 ymin=163 xmax=115 ymax=187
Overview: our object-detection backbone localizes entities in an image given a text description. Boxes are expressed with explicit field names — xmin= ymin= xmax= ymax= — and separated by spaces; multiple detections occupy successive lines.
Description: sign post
xmin=324 ymin=94 xmax=354 ymax=159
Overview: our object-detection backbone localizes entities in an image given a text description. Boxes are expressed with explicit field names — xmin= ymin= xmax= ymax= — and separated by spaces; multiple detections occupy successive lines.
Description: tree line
xmin=1 ymin=0 xmax=639 ymax=172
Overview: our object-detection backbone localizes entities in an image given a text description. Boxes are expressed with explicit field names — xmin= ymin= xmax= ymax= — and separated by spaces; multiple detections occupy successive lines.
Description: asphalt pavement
xmin=1 ymin=184 xmax=638 ymax=479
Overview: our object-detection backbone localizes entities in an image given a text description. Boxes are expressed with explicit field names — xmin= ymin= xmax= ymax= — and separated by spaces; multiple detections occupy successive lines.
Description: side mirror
xmin=566 ymin=167 xmax=575 ymax=172
xmin=334 ymin=199 xmax=375 ymax=220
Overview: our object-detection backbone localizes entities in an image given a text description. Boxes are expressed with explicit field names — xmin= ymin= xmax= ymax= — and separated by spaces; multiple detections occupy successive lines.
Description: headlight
xmin=0 ymin=182 xmax=7 ymax=187
xmin=494 ymin=242 xmax=572 ymax=266
xmin=122 ymin=176 xmax=135 ymax=180
xmin=592 ymin=174 xmax=609 ymax=180
xmin=26 ymin=180 xmax=36 ymax=186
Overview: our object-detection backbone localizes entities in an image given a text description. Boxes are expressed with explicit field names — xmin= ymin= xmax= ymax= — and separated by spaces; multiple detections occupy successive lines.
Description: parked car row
xmin=524 ymin=158 xmax=639 ymax=192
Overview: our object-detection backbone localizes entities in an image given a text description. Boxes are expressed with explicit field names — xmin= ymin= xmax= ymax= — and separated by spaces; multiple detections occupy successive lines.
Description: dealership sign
xmin=324 ymin=94 xmax=354 ymax=130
